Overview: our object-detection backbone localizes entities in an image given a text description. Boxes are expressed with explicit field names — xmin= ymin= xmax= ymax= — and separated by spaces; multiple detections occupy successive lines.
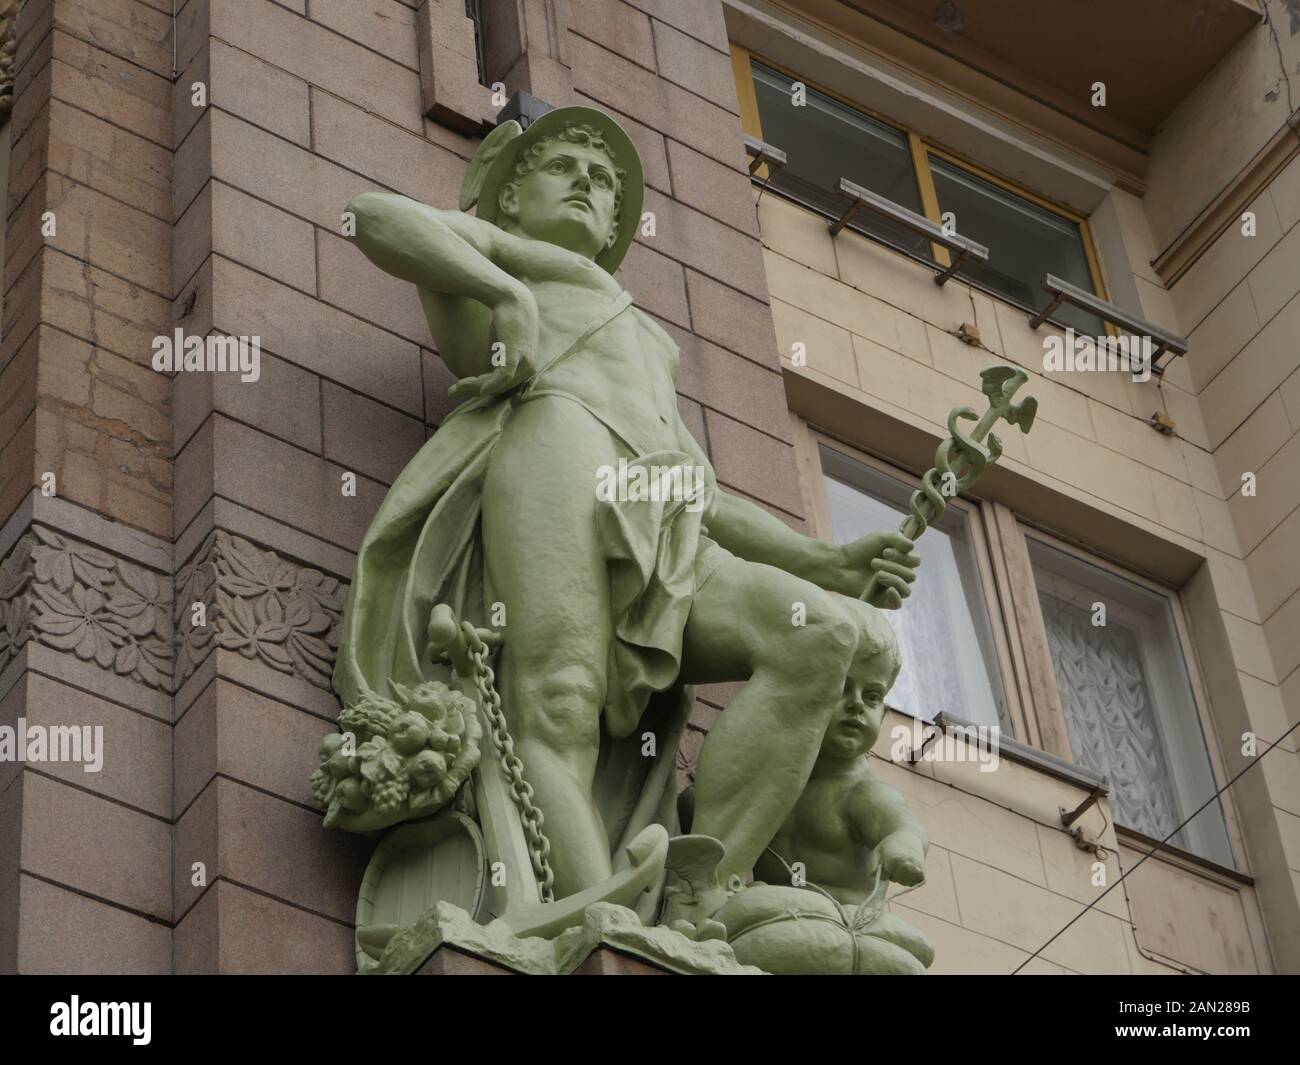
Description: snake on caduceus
xmin=859 ymin=364 xmax=1037 ymax=605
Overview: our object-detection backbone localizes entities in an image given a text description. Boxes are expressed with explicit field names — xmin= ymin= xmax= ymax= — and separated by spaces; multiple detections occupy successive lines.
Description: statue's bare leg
xmin=679 ymin=558 xmax=859 ymax=890
xmin=481 ymin=395 xmax=619 ymax=899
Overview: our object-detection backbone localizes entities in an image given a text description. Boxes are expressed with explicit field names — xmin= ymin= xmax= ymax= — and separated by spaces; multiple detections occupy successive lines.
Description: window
xmin=800 ymin=425 xmax=1240 ymax=870
xmin=465 ymin=0 xmax=486 ymax=85
xmin=734 ymin=47 xmax=1109 ymax=334
xmin=750 ymin=61 xmax=930 ymax=259
xmin=1028 ymin=538 xmax=1234 ymax=866
xmin=819 ymin=446 xmax=1011 ymax=731
xmin=927 ymin=156 xmax=1104 ymax=335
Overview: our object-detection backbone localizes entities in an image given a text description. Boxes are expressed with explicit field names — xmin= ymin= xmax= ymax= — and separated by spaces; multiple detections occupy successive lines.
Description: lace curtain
xmin=1038 ymin=591 xmax=1181 ymax=841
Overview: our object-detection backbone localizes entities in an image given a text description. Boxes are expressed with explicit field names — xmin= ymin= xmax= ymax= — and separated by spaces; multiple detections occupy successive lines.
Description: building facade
xmin=0 ymin=0 xmax=1297 ymax=973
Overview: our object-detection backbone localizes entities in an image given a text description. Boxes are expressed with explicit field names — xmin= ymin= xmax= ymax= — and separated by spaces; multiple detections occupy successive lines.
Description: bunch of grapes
xmin=314 ymin=673 xmax=484 ymax=827
xmin=371 ymin=776 xmax=410 ymax=816
xmin=309 ymin=766 xmax=333 ymax=807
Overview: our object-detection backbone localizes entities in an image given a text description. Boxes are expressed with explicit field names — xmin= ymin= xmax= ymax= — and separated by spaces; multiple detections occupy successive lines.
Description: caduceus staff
xmin=859 ymin=365 xmax=1038 ymax=605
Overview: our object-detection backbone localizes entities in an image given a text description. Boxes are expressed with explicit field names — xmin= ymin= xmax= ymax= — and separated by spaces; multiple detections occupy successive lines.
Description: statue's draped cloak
xmin=332 ymin=290 xmax=724 ymax=861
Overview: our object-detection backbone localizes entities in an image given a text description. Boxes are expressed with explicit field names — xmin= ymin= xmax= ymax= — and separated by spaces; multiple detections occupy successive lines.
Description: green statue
xmin=713 ymin=598 xmax=933 ymax=973
xmin=318 ymin=102 xmax=1037 ymax=973
xmin=332 ymin=104 xmax=917 ymax=896
xmin=754 ymin=598 xmax=926 ymax=906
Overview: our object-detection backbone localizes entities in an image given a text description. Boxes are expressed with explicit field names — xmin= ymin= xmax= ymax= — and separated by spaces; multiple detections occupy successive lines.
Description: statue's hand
xmin=872 ymin=831 xmax=926 ymax=887
xmin=831 ymin=532 xmax=919 ymax=609
xmin=450 ymin=284 xmax=539 ymax=400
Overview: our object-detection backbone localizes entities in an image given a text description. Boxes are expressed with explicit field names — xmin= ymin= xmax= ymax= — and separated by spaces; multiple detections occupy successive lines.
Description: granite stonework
xmin=0 ymin=492 xmax=353 ymax=711
xmin=1 ymin=0 xmax=790 ymax=973
xmin=0 ymin=486 xmax=367 ymax=971
xmin=0 ymin=2 xmax=17 ymax=117
xmin=2 ymin=0 xmax=182 ymax=972
xmin=0 ymin=492 xmax=177 ymax=971
xmin=172 ymin=529 xmax=348 ymax=701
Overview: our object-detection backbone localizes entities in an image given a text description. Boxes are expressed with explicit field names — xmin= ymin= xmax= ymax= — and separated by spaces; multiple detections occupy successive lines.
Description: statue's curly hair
xmin=508 ymin=122 xmax=626 ymax=241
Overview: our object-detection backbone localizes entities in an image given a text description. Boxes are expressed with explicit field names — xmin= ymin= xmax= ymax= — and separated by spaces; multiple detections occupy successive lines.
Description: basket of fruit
xmin=311 ymin=679 xmax=482 ymax=833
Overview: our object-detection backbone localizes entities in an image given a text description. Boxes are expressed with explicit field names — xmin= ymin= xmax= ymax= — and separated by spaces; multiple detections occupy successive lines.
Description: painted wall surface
xmin=1142 ymin=0 xmax=1300 ymax=254
xmin=761 ymin=188 xmax=1275 ymax=973
xmin=1141 ymin=0 xmax=1300 ymax=974
xmin=863 ymin=711 xmax=1181 ymax=975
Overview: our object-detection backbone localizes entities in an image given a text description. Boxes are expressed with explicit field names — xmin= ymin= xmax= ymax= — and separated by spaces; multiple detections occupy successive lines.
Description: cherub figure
xmin=755 ymin=597 xmax=928 ymax=906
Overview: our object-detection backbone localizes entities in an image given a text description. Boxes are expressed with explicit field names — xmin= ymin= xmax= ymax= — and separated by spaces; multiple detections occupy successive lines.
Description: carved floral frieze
xmin=0 ymin=527 xmax=173 ymax=688
xmin=173 ymin=531 xmax=347 ymax=692
xmin=0 ymin=0 xmax=20 ymax=117
xmin=0 ymin=530 xmax=32 ymax=675
xmin=0 ymin=522 xmax=348 ymax=696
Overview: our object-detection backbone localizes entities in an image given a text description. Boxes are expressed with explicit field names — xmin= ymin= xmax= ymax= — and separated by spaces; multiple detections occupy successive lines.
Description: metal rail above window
xmin=1030 ymin=274 xmax=1189 ymax=374
xmin=828 ymin=177 xmax=989 ymax=286
xmin=742 ymin=133 xmax=787 ymax=176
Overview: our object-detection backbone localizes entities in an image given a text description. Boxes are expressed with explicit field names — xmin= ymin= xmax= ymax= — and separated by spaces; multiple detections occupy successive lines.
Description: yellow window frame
xmin=730 ymin=43 xmax=1110 ymax=307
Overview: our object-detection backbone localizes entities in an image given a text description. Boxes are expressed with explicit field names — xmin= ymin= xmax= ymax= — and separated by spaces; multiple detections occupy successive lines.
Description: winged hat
xmin=457 ymin=105 xmax=644 ymax=274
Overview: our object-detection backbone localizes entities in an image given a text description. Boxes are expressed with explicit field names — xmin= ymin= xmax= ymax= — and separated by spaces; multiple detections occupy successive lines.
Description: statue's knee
xmin=785 ymin=594 xmax=858 ymax=677
xmin=523 ymin=664 xmax=604 ymax=750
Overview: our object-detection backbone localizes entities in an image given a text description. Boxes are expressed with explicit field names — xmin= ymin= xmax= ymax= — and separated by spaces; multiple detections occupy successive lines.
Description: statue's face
xmin=822 ymin=648 xmax=893 ymax=760
xmin=499 ymin=140 xmax=619 ymax=259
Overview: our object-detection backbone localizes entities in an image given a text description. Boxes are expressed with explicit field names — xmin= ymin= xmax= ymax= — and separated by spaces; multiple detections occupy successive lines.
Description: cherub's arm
xmin=847 ymin=775 xmax=928 ymax=886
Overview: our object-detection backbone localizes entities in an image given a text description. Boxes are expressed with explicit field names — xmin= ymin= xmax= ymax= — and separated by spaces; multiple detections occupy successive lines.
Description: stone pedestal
xmin=416 ymin=945 xmax=670 ymax=975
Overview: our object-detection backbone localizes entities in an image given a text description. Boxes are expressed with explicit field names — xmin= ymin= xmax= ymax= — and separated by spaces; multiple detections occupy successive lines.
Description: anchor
xmin=425 ymin=604 xmax=670 ymax=940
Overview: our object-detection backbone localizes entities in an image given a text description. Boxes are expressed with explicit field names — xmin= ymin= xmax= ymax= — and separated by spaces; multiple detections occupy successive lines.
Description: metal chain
xmin=463 ymin=630 xmax=556 ymax=903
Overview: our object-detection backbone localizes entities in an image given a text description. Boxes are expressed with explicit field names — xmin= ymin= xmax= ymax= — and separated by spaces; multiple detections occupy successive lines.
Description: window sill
xmin=887 ymin=703 xmax=1252 ymax=885
xmin=1114 ymin=824 xmax=1251 ymax=887
xmin=885 ymin=704 xmax=1106 ymax=795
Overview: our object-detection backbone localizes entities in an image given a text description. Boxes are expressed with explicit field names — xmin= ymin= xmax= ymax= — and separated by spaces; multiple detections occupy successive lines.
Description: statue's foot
xmin=669 ymin=917 xmax=728 ymax=943
xmin=660 ymin=834 xmax=729 ymax=928
xmin=661 ymin=883 xmax=729 ymax=927
xmin=507 ymin=824 xmax=669 ymax=941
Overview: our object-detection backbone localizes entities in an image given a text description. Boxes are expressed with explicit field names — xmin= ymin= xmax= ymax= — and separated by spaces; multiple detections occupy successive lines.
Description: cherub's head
xmin=820 ymin=599 xmax=901 ymax=761
xmin=497 ymin=123 xmax=625 ymax=262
